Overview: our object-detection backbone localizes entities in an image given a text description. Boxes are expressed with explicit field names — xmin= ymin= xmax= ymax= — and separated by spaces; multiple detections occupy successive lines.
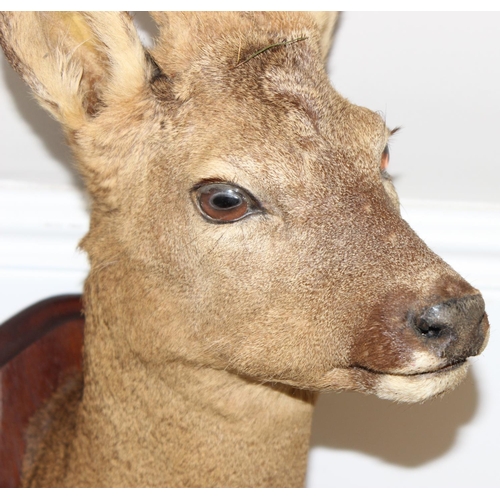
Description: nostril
xmin=414 ymin=311 xmax=453 ymax=339
xmin=415 ymin=317 xmax=430 ymax=334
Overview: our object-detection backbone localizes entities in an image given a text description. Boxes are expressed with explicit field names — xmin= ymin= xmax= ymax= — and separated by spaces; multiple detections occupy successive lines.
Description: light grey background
xmin=329 ymin=12 xmax=500 ymax=205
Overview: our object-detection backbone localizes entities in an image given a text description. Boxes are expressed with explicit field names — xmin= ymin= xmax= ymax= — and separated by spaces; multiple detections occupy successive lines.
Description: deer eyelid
xmin=381 ymin=144 xmax=390 ymax=171
xmin=192 ymin=182 xmax=263 ymax=224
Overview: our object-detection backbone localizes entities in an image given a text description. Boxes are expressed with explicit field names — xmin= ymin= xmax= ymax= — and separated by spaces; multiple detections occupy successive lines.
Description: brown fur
xmin=0 ymin=11 xmax=488 ymax=487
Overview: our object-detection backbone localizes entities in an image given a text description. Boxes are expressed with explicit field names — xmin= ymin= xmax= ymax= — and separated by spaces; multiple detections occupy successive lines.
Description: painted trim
xmin=1 ymin=181 xmax=499 ymax=291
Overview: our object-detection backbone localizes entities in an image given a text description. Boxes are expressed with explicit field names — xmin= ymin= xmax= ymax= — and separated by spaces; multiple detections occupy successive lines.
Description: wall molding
xmin=1 ymin=180 xmax=499 ymax=292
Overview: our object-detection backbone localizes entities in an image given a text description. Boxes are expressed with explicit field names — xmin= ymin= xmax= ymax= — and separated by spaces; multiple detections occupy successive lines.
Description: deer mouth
xmin=354 ymin=358 xmax=468 ymax=378
xmin=408 ymin=359 xmax=467 ymax=376
xmin=269 ymin=358 xmax=469 ymax=403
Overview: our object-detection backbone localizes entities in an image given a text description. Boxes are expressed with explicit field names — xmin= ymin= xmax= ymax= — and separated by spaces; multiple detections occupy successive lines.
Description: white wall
xmin=1 ymin=12 xmax=499 ymax=488
xmin=329 ymin=12 xmax=500 ymax=205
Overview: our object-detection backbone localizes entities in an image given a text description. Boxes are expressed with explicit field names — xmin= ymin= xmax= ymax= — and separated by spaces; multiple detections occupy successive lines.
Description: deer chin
xmin=361 ymin=360 xmax=470 ymax=403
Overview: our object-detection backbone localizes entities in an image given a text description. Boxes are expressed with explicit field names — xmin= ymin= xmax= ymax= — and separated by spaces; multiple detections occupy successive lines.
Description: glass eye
xmin=381 ymin=144 xmax=390 ymax=170
xmin=193 ymin=183 xmax=261 ymax=223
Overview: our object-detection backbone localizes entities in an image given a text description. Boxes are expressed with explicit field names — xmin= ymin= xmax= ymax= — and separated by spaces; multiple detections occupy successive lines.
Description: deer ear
xmin=0 ymin=12 xmax=151 ymax=130
xmin=308 ymin=12 xmax=339 ymax=64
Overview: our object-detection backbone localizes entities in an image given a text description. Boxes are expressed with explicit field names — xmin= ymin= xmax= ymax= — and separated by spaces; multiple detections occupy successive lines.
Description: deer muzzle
xmin=343 ymin=287 xmax=490 ymax=403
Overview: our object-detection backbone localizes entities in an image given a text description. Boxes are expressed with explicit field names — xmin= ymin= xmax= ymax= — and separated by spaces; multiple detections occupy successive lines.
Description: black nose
xmin=413 ymin=294 xmax=488 ymax=360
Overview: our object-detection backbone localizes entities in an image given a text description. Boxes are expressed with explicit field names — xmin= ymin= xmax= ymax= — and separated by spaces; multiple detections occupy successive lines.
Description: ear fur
xmin=307 ymin=12 xmax=339 ymax=64
xmin=0 ymin=12 xmax=151 ymax=130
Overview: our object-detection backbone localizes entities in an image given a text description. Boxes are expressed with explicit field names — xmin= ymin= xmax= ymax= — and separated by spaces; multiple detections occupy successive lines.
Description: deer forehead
xmin=161 ymin=38 xmax=389 ymax=155
xmin=146 ymin=82 xmax=389 ymax=196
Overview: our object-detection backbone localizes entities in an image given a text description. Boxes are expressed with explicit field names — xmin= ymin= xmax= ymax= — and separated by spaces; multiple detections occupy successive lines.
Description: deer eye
xmin=193 ymin=183 xmax=261 ymax=223
xmin=381 ymin=144 xmax=390 ymax=170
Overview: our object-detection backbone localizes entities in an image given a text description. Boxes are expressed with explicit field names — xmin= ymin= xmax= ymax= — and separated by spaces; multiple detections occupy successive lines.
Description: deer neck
xmin=65 ymin=302 xmax=316 ymax=487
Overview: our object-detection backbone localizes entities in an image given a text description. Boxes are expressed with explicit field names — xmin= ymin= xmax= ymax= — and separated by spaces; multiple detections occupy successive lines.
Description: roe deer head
xmin=0 ymin=11 xmax=489 ymax=487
